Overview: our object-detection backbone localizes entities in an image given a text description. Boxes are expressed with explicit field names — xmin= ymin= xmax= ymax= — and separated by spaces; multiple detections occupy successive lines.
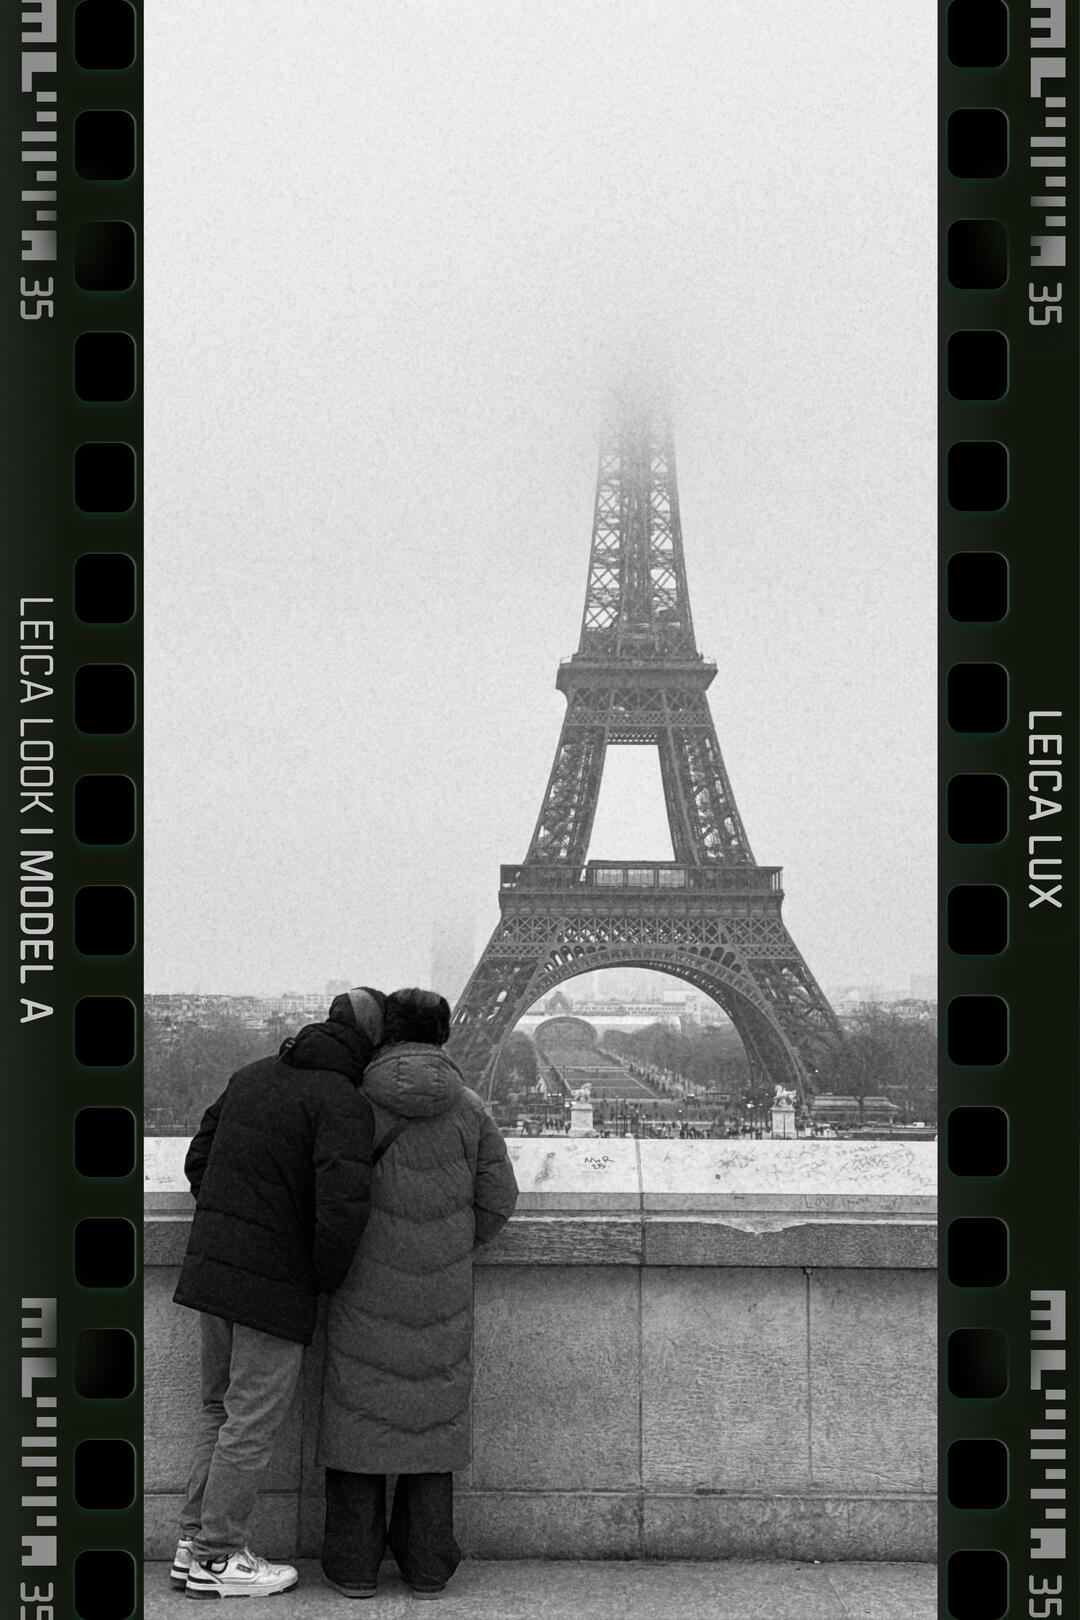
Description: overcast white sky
xmin=145 ymin=1 xmax=936 ymax=1000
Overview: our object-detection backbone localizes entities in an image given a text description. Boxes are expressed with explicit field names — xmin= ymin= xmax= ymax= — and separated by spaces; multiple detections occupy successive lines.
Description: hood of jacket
xmin=362 ymin=1041 xmax=465 ymax=1118
xmin=279 ymin=1017 xmax=374 ymax=1083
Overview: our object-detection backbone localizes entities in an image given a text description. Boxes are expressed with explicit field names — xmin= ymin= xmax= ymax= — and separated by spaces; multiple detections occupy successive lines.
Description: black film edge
xmin=940 ymin=3 xmax=1077 ymax=1618
xmin=2 ymin=3 xmax=142 ymax=1616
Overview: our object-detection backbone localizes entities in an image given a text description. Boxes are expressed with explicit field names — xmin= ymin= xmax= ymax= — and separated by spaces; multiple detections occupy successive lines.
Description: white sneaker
xmin=186 ymin=1547 xmax=299 ymax=1600
xmin=170 ymin=1538 xmax=195 ymax=1589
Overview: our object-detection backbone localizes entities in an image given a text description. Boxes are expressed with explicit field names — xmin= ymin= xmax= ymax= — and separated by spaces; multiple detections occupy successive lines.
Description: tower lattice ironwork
xmin=450 ymin=409 xmax=844 ymax=1096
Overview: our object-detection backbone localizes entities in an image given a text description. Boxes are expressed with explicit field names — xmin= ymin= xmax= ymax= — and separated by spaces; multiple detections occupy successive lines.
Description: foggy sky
xmin=145 ymin=1 xmax=936 ymax=999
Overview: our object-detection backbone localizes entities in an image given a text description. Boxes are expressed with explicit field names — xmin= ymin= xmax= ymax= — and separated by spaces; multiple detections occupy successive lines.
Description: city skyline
xmin=145 ymin=968 xmax=938 ymax=1009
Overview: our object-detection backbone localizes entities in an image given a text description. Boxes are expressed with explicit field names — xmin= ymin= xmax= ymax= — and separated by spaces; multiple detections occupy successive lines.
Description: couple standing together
xmin=170 ymin=985 xmax=519 ymax=1600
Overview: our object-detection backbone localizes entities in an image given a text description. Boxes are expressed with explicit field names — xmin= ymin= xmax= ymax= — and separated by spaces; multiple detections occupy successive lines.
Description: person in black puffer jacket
xmin=318 ymin=987 xmax=519 ymax=1601
xmin=171 ymin=986 xmax=385 ymax=1601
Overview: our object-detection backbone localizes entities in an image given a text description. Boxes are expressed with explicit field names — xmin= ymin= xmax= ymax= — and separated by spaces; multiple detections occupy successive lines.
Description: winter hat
xmin=384 ymin=988 xmax=452 ymax=1047
xmin=328 ymin=986 xmax=386 ymax=1047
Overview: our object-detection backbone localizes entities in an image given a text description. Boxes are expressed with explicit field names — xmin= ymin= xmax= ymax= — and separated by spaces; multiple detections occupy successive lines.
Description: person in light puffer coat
xmin=317 ymin=988 xmax=519 ymax=1600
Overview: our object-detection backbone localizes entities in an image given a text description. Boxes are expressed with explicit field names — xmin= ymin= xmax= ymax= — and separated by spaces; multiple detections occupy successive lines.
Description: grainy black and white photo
xmin=143 ymin=5 xmax=937 ymax=1614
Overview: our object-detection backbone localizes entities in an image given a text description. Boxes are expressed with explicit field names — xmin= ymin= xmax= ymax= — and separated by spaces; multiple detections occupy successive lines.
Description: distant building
xmin=810 ymin=1094 xmax=901 ymax=1127
xmin=828 ymin=983 xmax=885 ymax=1014
xmin=890 ymin=998 xmax=936 ymax=1023
xmin=431 ymin=914 xmax=475 ymax=1006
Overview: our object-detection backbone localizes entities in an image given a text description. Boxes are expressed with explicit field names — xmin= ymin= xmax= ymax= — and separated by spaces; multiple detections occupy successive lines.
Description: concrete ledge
xmin=642 ymin=1216 xmax=936 ymax=1269
xmin=146 ymin=1135 xmax=937 ymax=1218
xmin=146 ymin=1211 xmax=934 ymax=1270
xmin=144 ymin=1135 xmax=936 ymax=1562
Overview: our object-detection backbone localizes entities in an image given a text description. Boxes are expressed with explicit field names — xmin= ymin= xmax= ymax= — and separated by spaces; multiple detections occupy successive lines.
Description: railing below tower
xmin=499 ymin=861 xmax=783 ymax=895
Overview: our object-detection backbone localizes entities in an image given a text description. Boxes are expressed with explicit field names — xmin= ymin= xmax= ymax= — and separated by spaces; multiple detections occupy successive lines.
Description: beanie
xmin=328 ymin=986 xmax=386 ymax=1047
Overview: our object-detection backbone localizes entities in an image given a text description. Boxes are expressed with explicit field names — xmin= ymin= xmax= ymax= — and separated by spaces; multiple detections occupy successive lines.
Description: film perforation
xmin=72 ymin=663 xmax=135 ymax=733
xmin=73 ymin=1438 xmax=135 ymax=1511
xmin=73 ymin=1329 xmax=135 ymax=1402
xmin=947 ymin=663 xmax=1009 ymax=733
xmin=946 ymin=884 xmax=1009 ymax=955
xmin=73 ymin=1219 xmax=135 ymax=1291
xmin=73 ymin=773 xmax=136 ymax=843
xmin=946 ymin=550 xmax=1009 ymax=620
xmin=946 ymin=1548 xmax=1009 ymax=1620
xmin=73 ymin=440 xmax=135 ymax=513
xmin=73 ymin=109 xmax=135 ymax=183
xmin=73 ymin=884 xmax=135 ymax=956
xmin=946 ymin=439 xmax=1009 ymax=510
xmin=947 ymin=218 xmax=1009 ymax=288
xmin=947 ymin=1437 xmax=1010 ymax=1510
xmin=948 ymin=108 xmax=1010 ymax=178
xmin=73 ymin=333 xmax=135 ymax=404
xmin=946 ymin=772 xmax=1009 ymax=843
xmin=946 ymin=1107 xmax=1009 ymax=1180
xmin=72 ymin=1 xmax=136 ymax=73
xmin=947 ymin=1218 xmax=1010 ymax=1289
xmin=945 ymin=995 xmax=1009 ymax=1067
xmin=72 ymin=1547 xmax=136 ymax=1620
xmin=947 ymin=1329 xmax=1010 ymax=1402
xmin=73 ymin=220 xmax=134 ymax=292
xmin=73 ymin=553 xmax=136 ymax=621
xmin=946 ymin=1 xmax=1009 ymax=69
xmin=73 ymin=1108 xmax=136 ymax=1180
xmin=945 ymin=1107 xmax=1009 ymax=1179
xmin=73 ymin=995 xmax=136 ymax=1068
xmin=947 ymin=329 xmax=1010 ymax=399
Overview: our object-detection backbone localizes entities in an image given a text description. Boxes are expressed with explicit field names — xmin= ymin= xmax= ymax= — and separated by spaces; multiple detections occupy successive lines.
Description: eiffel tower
xmin=450 ymin=407 xmax=844 ymax=1097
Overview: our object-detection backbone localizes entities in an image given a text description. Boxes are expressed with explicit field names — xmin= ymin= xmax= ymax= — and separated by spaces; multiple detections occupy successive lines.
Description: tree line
xmin=145 ymin=1000 xmax=937 ymax=1136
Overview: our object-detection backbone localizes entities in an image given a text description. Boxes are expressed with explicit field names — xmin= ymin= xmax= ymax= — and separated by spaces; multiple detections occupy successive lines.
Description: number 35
xmin=19 ymin=276 xmax=54 ymax=321
xmin=1029 ymin=1572 xmax=1062 ymax=1618
xmin=1029 ymin=282 xmax=1062 ymax=326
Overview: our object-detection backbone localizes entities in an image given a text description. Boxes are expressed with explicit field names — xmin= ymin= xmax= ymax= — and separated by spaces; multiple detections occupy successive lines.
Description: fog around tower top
xmin=145 ymin=1 xmax=935 ymax=998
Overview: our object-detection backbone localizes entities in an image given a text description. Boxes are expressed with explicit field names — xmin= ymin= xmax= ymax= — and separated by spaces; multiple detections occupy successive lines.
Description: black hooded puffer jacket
xmin=318 ymin=1042 xmax=518 ymax=1473
xmin=173 ymin=1018 xmax=377 ymax=1345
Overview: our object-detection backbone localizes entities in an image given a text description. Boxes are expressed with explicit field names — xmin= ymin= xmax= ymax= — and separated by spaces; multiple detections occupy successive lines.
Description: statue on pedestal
xmin=568 ymin=1081 xmax=595 ymax=1137
xmin=770 ymin=1083 xmax=797 ymax=1139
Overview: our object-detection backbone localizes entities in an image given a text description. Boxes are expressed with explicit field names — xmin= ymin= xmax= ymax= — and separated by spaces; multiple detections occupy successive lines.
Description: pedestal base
xmin=770 ymin=1106 xmax=797 ymax=1139
xmin=568 ymin=1102 xmax=596 ymax=1137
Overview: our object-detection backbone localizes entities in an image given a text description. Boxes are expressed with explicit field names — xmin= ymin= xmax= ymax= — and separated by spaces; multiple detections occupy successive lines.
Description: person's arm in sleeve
xmin=312 ymin=1089 xmax=376 ymax=1293
xmin=184 ymin=1090 xmax=226 ymax=1200
xmin=473 ymin=1111 xmax=519 ymax=1245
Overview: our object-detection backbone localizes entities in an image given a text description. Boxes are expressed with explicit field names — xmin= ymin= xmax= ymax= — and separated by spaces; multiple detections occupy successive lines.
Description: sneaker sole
xmin=186 ymin=1576 xmax=299 ymax=1600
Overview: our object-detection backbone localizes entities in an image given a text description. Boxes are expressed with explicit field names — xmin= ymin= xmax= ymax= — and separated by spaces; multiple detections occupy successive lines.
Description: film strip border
xmin=941 ymin=4 xmax=1077 ymax=1619
xmin=4 ymin=2 xmax=141 ymax=1615
xmin=2 ymin=3 xmax=1078 ymax=1616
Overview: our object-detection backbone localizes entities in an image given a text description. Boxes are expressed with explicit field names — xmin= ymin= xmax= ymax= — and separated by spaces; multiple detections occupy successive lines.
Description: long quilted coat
xmin=318 ymin=1042 xmax=518 ymax=1474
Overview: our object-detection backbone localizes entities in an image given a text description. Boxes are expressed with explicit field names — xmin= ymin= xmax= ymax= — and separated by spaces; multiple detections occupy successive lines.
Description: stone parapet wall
xmin=145 ymin=1138 xmax=936 ymax=1562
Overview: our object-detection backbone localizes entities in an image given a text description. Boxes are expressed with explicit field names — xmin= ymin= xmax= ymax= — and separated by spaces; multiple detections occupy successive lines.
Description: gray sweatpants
xmin=181 ymin=1314 xmax=304 ymax=1563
